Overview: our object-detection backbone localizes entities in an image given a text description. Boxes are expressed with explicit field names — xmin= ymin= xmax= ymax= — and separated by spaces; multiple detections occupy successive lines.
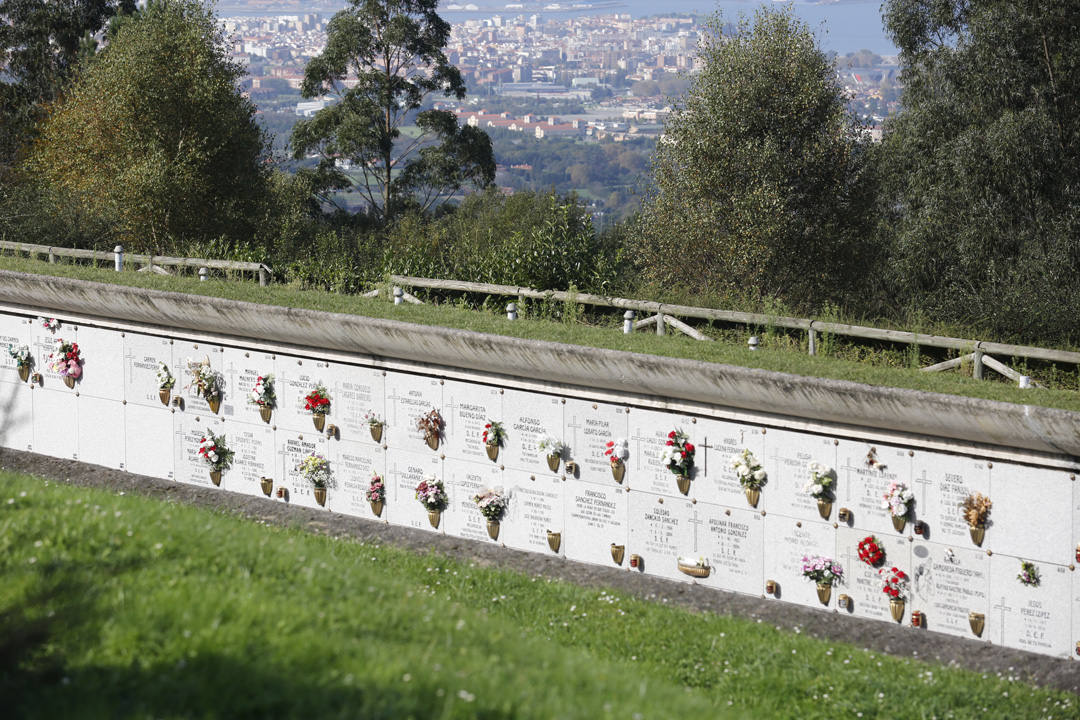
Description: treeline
xmin=2 ymin=0 xmax=1079 ymax=346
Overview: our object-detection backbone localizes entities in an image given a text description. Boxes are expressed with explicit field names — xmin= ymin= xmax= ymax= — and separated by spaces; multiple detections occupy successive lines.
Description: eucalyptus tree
xmin=291 ymin=0 xmax=494 ymax=223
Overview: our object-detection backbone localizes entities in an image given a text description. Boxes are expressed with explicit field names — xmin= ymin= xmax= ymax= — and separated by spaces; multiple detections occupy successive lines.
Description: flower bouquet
xmin=298 ymin=452 xmax=333 ymax=506
xmin=417 ymin=409 xmax=444 ymax=450
xmin=732 ymin=449 xmax=767 ymax=507
xmin=473 ymin=488 xmax=509 ymax=540
xmin=960 ymin=492 xmax=992 ymax=546
xmin=482 ymin=420 xmax=506 ymax=461
xmin=801 ymin=554 xmax=843 ymax=605
xmin=539 ymin=434 xmax=567 ymax=472
xmin=805 ymin=461 xmax=836 ymax=519
xmin=304 ymin=384 xmax=331 ymax=431
xmin=48 ymin=338 xmax=82 ymax=388
xmin=364 ymin=410 xmax=384 ymax=442
xmin=879 ymin=565 xmax=910 ymax=622
xmin=604 ymin=438 xmax=628 ymax=482
xmin=857 ymin=535 xmax=885 ymax=567
xmin=247 ymin=374 xmax=276 ymax=423
xmin=1018 ymin=559 xmax=1040 ymax=588
xmin=416 ymin=475 xmax=448 ymax=528
xmin=198 ymin=430 xmax=234 ymax=486
xmin=367 ymin=473 xmax=386 ymax=517
xmin=661 ymin=429 xmax=695 ymax=494
xmin=677 ymin=554 xmax=711 ymax=579
xmin=40 ymin=317 xmax=60 ymax=332
xmin=882 ymin=481 xmax=914 ymax=532
xmin=156 ymin=361 xmax=175 ymax=404
xmin=8 ymin=344 xmax=32 ymax=382
xmin=185 ymin=358 xmax=223 ymax=413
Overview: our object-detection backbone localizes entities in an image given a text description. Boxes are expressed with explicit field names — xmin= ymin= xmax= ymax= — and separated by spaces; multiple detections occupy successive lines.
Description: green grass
xmin=3 ymin=254 xmax=1080 ymax=412
xmin=1 ymin=471 xmax=1076 ymax=719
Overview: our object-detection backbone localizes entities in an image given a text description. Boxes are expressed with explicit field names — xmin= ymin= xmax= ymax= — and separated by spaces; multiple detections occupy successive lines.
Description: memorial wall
xmin=0 ymin=273 xmax=1078 ymax=660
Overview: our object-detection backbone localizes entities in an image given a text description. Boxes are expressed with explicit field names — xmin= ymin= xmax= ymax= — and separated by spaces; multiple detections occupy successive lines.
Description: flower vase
xmin=610 ymin=544 xmax=625 ymax=565
xmin=210 ymin=470 xmax=221 ymax=487
xmin=892 ymin=515 xmax=907 ymax=533
xmin=259 ymin=406 xmax=272 ymax=424
xmin=314 ymin=487 xmax=327 ymax=507
xmin=259 ymin=477 xmax=273 ymax=497
xmin=676 ymin=475 xmax=690 ymax=495
xmin=547 ymin=531 xmax=561 ymax=553
xmin=969 ymin=524 xmax=985 ymax=546
xmin=611 ymin=461 xmax=625 ymax=483
xmin=817 ymin=499 xmax=832 ymax=520
xmin=159 ymin=388 xmax=170 ymax=405
xmin=425 ymin=432 xmax=439 ymax=451
xmin=487 ymin=520 xmax=500 ymax=541
xmin=890 ymin=598 xmax=905 ymax=623
xmin=370 ymin=423 xmax=383 ymax=443
xmin=546 ymin=454 xmax=561 ymax=473
xmin=969 ymin=611 xmax=985 ymax=637
xmin=370 ymin=499 xmax=384 ymax=517
xmin=677 ymin=561 xmax=710 ymax=578
xmin=313 ymin=414 xmax=326 ymax=432
xmin=428 ymin=509 xmax=442 ymax=529
xmin=63 ymin=375 xmax=75 ymax=389
xmin=485 ymin=443 xmax=499 ymax=462
xmin=18 ymin=365 xmax=30 ymax=383
xmin=208 ymin=395 xmax=221 ymax=414
xmin=744 ymin=487 xmax=760 ymax=508
xmin=816 ymin=582 xmax=832 ymax=605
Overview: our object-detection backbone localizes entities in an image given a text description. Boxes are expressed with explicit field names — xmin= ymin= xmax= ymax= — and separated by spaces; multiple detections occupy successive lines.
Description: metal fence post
xmin=393 ymin=287 xmax=403 ymax=305
xmin=198 ymin=267 xmax=208 ymax=282
xmin=113 ymin=245 xmax=124 ymax=272
xmin=506 ymin=303 xmax=517 ymax=321
xmin=623 ymin=310 xmax=635 ymax=334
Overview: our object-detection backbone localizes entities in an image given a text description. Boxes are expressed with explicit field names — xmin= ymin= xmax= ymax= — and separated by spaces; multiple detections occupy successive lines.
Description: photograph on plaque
xmin=987 ymin=461 xmax=1071 ymax=565
xmin=69 ymin=324 xmax=124 ymax=402
xmin=124 ymin=403 xmax=175 ymax=480
xmin=76 ymin=396 xmax=125 ymax=470
xmin=331 ymin=440 xmax=384 ymax=520
xmin=444 ymin=458 xmax=505 ymax=543
xmin=499 ymin=389 xmax=564 ymax=475
xmin=762 ymin=517 xmax=837 ymax=609
xmin=564 ymin=398 xmax=628 ymax=486
xmin=222 ymin=347 xmax=277 ymax=424
xmin=627 ymin=407 xmax=699 ymax=498
xmin=563 ymin=480 xmax=628 ymax=568
xmin=385 ymin=371 xmax=443 ymax=452
xmin=913 ymin=451 xmax=991 ymax=546
xmin=989 ymin=553 xmax=1070 ymax=657
xmin=627 ymin=492 xmax=695 ymax=582
xmin=763 ymin=428 xmax=839 ymax=524
xmin=835 ymin=439 xmax=914 ymax=536
xmin=385 ymin=448 xmax=444 ymax=532
xmin=501 ymin=471 xmax=565 ymax=555
xmin=910 ymin=541 xmax=992 ymax=641
xmin=442 ymin=379 xmax=503 ymax=464
xmin=686 ymin=417 xmax=766 ymax=510
xmin=695 ymin=502 xmax=766 ymax=596
xmin=835 ymin=526 xmax=911 ymax=623
xmin=123 ymin=332 xmax=175 ymax=408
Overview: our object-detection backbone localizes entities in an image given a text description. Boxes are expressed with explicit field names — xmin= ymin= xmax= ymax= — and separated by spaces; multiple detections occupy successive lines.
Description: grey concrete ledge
xmin=2 ymin=269 xmax=1079 ymax=459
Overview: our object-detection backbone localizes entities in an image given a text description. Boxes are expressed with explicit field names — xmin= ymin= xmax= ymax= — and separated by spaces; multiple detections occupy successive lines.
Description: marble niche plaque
xmin=279 ymin=432 xmax=331 ymax=510
xmin=222 ymin=347 xmax=277 ymax=424
xmin=30 ymin=320 xmax=77 ymax=392
xmin=325 ymin=363 xmax=384 ymax=444
xmin=695 ymin=503 xmax=766 ymax=596
xmin=174 ymin=416 xmax=227 ymax=488
xmin=499 ymin=389 xmax=564 ymax=475
xmin=990 ymin=554 xmax=1070 ymax=657
xmin=763 ymin=429 xmax=839 ymax=523
xmin=443 ymin=379 xmax=503 ymax=464
xmin=762 ymin=516 xmax=837 ymax=609
xmin=385 ymin=448 xmax=444 ymax=532
xmin=627 ymin=407 xmax=700 ymax=499
xmin=385 ymin=371 xmax=443 ymax=453
xmin=0 ymin=378 xmax=35 ymax=452
xmin=913 ymin=451 xmax=991 ymax=547
xmin=76 ymin=396 xmax=125 ymax=470
xmin=835 ymin=526 xmax=911 ymax=622
xmin=123 ymin=402 xmax=175 ymax=480
xmin=69 ymin=324 xmax=124 ymax=402
xmin=275 ymin=356 xmax=334 ymax=434
xmin=688 ymin=417 xmax=766 ymax=511
xmin=444 ymin=459 xmax=505 ymax=543
xmin=910 ymin=541 xmax=993 ymax=642
xmin=224 ymin=422 xmax=276 ymax=498
xmin=987 ymin=461 xmax=1072 ymax=565
xmin=564 ymin=398 xmax=628 ymax=487
xmin=627 ymin=492 xmax=695 ymax=582
xmin=501 ymin=471 xmax=565 ymax=555
xmin=31 ymin=384 xmax=77 ymax=460
xmin=563 ymin=481 xmax=628 ymax=568
xmin=836 ymin=439 xmax=913 ymax=536
xmin=174 ymin=340 xmax=226 ymax=417
xmin=123 ymin=332 xmax=175 ymax=408
xmin=0 ymin=314 xmax=31 ymax=385
xmin=331 ymin=440 xmax=383 ymax=520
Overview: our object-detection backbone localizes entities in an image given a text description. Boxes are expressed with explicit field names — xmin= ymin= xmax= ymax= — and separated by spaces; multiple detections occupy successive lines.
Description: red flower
xmin=685 ymin=443 xmax=695 ymax=453
xmin=666 ymin=440 xmax=673 ymax=446
xmin=668 ymin=431 xmax=676 ymax=438
xmin=484 ymin=423 xmax=491 ymax=429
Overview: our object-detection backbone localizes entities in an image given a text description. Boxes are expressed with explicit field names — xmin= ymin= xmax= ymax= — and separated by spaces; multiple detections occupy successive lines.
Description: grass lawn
xmin=3 ymin=254 xmax=1080 ymax=412
xmin=1 ymin=470 xmax=1075 ymax=719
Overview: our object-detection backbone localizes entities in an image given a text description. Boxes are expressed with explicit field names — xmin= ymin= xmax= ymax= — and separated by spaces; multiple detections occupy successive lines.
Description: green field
xmin=1 ymin=470 xmax=1074 ymax=719
xmin=3 ymin=254 xmax=1080 ymax=411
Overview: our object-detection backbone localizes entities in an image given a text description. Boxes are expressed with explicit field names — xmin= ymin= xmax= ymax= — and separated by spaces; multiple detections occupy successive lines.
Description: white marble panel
xmin=31 ymin=387 xmax=77 ymax=460
xmin=563 ymin=480 xmax=628 ymax=568
xmin=75 ymin=396 xmax=124 ymax=470
xmin=984 ymin=461 xmax=1071 ymax=565
xmin=836 ymin=439 xmax=914 ymax=535
xmin=31 ymin=321 xmax=78 ymax=392
xmin=502 ymin=471 xmax=565 ymax=556
xmin=564 ymin=398 xmax=628 ymax=487
xmin=695 ymin=502 xmax=766 ymax=596
xmin=174 ymin=417 xmax=226 ymax=488
xmin=500 ymin=389 xmax=564 ymax=475
xmin=123 ymin=403 xmax=175 ymax=480
xmin=274 ymin=356 xmax=334 ymax=434
xmin=914 ymin=451 xmax=991 ymax=547
xmin=0 ymin=380 xmax=34 ymax=452
xmin=764 ymin=429 xmax=839 ymax=523
xmin=71 ymin=325 xmax=124 ymax=401
xmin=444 ymin=458 xmax=505 ymax=544
xmin=989 ymin=555 xmax=1070 ymax=657
xmin=123 ymin=332 xmax=174 ymax=408
xmin=762 ymin=516 xmax=837 ymax=609
xmin=223 ymin=421 xmax=277 ymax=498
xmin=222 ymin=347 xmax=278 ymax=425
xmin=910 ymin=541 xmax=993 ymax=642
xmin=331 ymin=440 xmax=384 ymax=520
xmin=835 ymin=527 xmax=911 ymax=623
xmin=385 ymin=371 xmax=444 ymax=453
xmin=443 ymin=379 xmax=503 ymax=465
xmin=627 ymin=492 xmax=694 ymax=582
xmin=689 ymin=417 xmax=766 ymax=511
xmin=0 ymin=314 xmax=32 ymax=385
xmin=278 ymin=431 xmax=331 ymax=510
xmin=324 ymin=363 xmax=384 ymax=444
xmin=385 ymin=448 xmax=444 ymax=532
xmin=627 ymin=407 xmax=700 ymax=499
xmin=174 ymin=339 xmax=226 ymax=416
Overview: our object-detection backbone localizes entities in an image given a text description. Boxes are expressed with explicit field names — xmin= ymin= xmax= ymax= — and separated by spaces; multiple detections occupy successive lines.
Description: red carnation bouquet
xmin=857 ymin=535 xmax=885 ymax=566
xmin=879 ymin=566 xmax=909 ymax=600
xmin=304 ymin=384 xmax=331 ymax=415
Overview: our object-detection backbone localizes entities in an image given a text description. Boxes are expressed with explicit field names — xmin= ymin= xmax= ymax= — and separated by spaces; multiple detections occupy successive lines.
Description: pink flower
xmin=67 ymin=361 xmax=82 ymax=378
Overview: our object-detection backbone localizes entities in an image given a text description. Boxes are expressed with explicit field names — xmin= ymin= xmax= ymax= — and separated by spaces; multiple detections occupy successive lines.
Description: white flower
xmin=811 ymin=483 xmax=823 ymax=495
xmin=752 ymin=468 xmax=766 ymax=481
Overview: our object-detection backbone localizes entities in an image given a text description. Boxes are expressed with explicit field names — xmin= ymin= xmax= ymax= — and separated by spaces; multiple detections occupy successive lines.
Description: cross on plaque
xmin=992 ymin=595 xmax=1012 ymax=641
xmin=913 ymin=471 xmax=934 ymax=510
xmin=687 ymin=509 xmax=704 ymax=553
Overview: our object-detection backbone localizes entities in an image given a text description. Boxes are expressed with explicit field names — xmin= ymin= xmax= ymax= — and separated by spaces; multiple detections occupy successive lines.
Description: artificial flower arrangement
xmin=48 ymin=338 xmax=82 ymax=387
xmin=804 ymin=461 xmax=835 ymax=519
xmin=197 ymin=430 xmax=234 ymax=486
xmin=298 ymin=452 xmax=334 ymax=506
xmin=539 ymin=434 xmax=567 ymax=472
xmin=367 ymin=473 xmax=386 ymax=516
xmin=879 ymin=565 xmax=910 ymax=621
xmin=156 ymin=361 xmax=175 ymax=404
xmin=732 ymin=449 xmax=767 ymax=507
xmin=364 ymin=410 xmax=384 ymax=442
xmin=415 ymin=475 xmax=448 ymax=528
xmin=677 ymin=554 xmax=711 ymax=578
xmin=8 ymin=344 xmax=32 ymax=382
xmin=661 ymin=429 xmax=695 ymax=491
xmin=40 ymin=317 xmax=60 ymax=332
xmin=416 ymin=409 xmax=444 ymax=450
xmin=482 ymin=420 xmax=506 ymax=461
xmin=473 ymin=488 xmax=510 ymax=540
xmin=960 ymin=492 xmax=992 ymax=545
xmin=185 ymin=357 xmax=223 ymax=412
xmin=604 ymin=437 xmax=629 ymax=482
xmin=1017 ymin=560 xmax=1040 ymax=588
xmin=882 ymin=481 xmax=915 ymax=532
xmin=248 ymin=374 xmax=276 ymax=423
xmin=802 ymin=554 xmax=844 ymax=604
xmin=857 ymin=535 xmax=886 ymax=567
xmin=304 ymin=384 xmax=331 ymax=431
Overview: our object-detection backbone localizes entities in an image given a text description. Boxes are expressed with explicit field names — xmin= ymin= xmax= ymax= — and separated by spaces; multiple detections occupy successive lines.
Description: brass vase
xmin=159 ymin=388 xmax=170 ymax=405
xmin=428 ymin=509 xmax=442 ymax=529
xmin=676 ymin=475 xmax=690 ymax=495
xmin=370 ymin=499 xmax=384 ymax=517
xmin=17 ymin=364 xmax=29 ymax=382
xmin=816 ymin=582 xmax=832 ymax=605
xmin=892 ymin=515 xmax=907 ymax=533
xmin=890 ymin=598 xmax=905 ymax=623
xmin=817 ymin=499 xmax=832 ymax=520
xmin=209 ymin=470 xmax=221 ymax=487
xmin=610 ymin=544 xmax=625 ymax=565
xmin=313 ymin=414 xmax=326 ymax=432
xmin=969 ymin=611 xmax=985 ymax=637
xmin=744 ymin=487 xmax=760 ymax=508
xmin=313 ymin=486 xmax=327 ymax=507
xmin=63 ymin=375 xmax=76 ymax=389
xmin=677 ymin=562 xmax=710 ymax=578
xmin=260 ymin=477 xmax=273 ymax=497
xmin=485 ymin=443 xmax=499 ymax=462
xmin=259 ymin=406 xmax=272 ymax=424
xmin=611 ymin=460 xmax=625 ymax=483
xmin=487 ymin=520 xmax=500 ymax=540
xmin=547 ymin=530 xmax=561 ymax=553
xmin=207 ymin=395 xmax=221 ymax=414
xmin=546 ymin=454 xmax=561 ymax=473
xmin=370 ymin=423 xmax=383 ymax=443
xmin=969 ymin=524 xmax=985 ymax=546
xmin=425 ymin=432 xmax=439 ymax=450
